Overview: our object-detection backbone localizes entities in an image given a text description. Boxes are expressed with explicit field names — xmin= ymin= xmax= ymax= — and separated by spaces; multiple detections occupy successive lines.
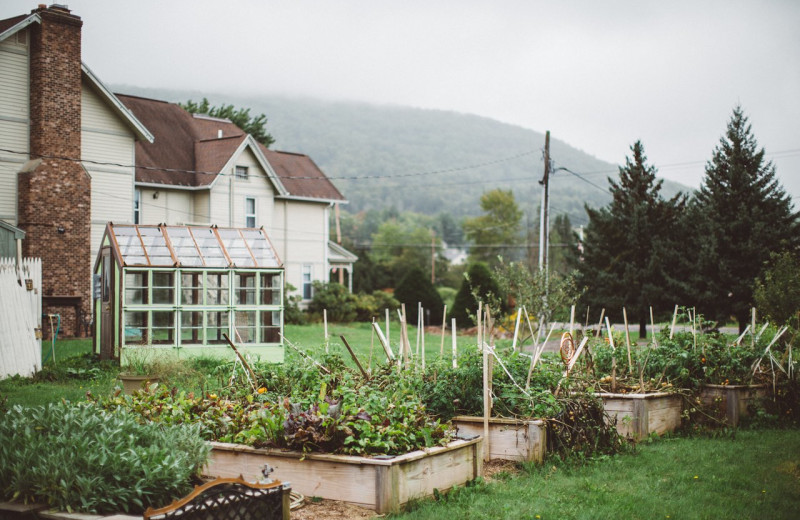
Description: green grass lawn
xmin=396 ymin=429 xmax=800 ymax=520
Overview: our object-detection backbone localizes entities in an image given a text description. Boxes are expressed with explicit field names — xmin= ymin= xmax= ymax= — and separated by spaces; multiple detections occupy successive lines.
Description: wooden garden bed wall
xmin=700 ymin=384 xmax=768 ymax=426
xmin=205 ymin=438 xmax=483 ymax=514
xmin=599 ymin=392 xmax=682 ymax=440
xmin=452 ymin=416 xmax=546 ymax=463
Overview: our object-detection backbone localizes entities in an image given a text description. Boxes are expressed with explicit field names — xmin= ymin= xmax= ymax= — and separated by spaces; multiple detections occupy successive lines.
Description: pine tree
xmin=394 ymin=267 xmax=444 ymax=325
xmin=692 ymin=106 xmax=799 ymax=330
xmin=578 ymin=141 xmax=686 ymax=338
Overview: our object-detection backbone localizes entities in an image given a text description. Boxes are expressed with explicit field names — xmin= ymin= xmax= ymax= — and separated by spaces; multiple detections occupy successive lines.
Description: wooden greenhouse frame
xmin=92 ymin=223 xmax=284 ymax=364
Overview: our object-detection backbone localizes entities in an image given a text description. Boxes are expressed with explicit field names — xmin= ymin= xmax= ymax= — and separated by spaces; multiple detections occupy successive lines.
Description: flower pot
xmin=119 ymin=373 xmax=159 ymax=394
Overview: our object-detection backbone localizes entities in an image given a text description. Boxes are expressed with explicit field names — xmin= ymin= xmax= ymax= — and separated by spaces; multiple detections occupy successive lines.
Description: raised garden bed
xmin=699 ymin=383 xmax=769 ymax=426
xmin=452 ymin=416 xmax=546 ymax=463
xmin=597 ymin=392 xmax=682 ymax=440
xmin=205 ymin=436 xmax=483 ymax=514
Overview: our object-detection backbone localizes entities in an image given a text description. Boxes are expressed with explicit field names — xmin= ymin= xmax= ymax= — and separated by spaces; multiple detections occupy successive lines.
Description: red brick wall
xmin=18 ymin=6 xmax=91 ymax=337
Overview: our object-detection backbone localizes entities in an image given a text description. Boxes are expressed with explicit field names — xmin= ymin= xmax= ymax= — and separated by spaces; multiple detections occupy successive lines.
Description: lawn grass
xmin=395 ymin=429 xmax=800 ymax=520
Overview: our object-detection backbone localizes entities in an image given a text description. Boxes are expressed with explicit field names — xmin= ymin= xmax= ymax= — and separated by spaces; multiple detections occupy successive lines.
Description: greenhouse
xmin=92 ymin=223 xmax=284 ymax=364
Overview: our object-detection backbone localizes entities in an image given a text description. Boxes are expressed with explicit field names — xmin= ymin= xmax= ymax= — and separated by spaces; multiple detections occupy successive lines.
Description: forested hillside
xmin=113 ymin=85 xmax=687 ymax=225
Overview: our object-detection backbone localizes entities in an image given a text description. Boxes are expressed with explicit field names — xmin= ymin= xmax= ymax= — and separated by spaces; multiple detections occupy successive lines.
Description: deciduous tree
xmin=181 ymin=98 xmax=275 ymax=148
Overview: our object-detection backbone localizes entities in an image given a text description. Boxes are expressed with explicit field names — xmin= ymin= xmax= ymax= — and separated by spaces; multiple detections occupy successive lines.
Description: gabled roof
xmin=328 ymin=241 xmax=358 ymax=264
xmin=0 ymin=10 xmax=153 ymax=144
xmin=101 ymin=223 xmax=282 ymax=269
xmin=117 ymin=94 xmax=346 ymax=202
xmin=260 ymin=145 xmax=346 ymax=203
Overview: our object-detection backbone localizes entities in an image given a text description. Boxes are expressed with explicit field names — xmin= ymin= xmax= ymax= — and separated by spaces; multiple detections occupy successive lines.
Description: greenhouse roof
xmin=106 ymin=224 xmax=282 ymax=269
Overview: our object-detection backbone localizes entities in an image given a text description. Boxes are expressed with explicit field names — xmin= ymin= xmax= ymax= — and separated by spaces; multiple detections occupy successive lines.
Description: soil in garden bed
xmin=292 ymin=499 xmax=378 ymax=519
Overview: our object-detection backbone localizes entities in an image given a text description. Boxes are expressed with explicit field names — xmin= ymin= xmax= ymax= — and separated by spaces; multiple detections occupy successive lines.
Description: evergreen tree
xmin=577 ymin=141 xmax=686 ymax=338
xmin=448 ymin=263 xmax=502 ymax=327
xmin=692 ymin=106 xmax=799 ymax=330
xmin=394 ymin=267 xmax=444 ymax=325
xmin=549 ymin=213 xmax=581 ymax=277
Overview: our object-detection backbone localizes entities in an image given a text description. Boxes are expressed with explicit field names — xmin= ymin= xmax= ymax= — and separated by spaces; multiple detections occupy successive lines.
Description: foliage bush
xmin=754 ymin=251 xmax=800 ymax=328
xmin=353 ymin=290 xmax=400 ymax=322
xmin=283 ymin=282 xmax=307 ymax=325
xmin=307 ymin=281 xmax=357 ymax=322
xmin=448 ymin=263 xmax=502 ymax=327
xmin=394 ymin=266 xmax=445 ymax=325
xmin=0 ymin=402 xmax=209 ymax=514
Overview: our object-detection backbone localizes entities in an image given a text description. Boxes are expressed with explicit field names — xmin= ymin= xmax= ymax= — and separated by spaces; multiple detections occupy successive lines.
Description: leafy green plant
xmin=0 ymin=402 xmax=209 ymax=514
xmin=307 ymin=281 xmax=357 ymax=322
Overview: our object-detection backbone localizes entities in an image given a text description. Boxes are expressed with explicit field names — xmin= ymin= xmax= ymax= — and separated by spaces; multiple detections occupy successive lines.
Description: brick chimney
xmin=18 ymin=4 xmax=92 ymax=337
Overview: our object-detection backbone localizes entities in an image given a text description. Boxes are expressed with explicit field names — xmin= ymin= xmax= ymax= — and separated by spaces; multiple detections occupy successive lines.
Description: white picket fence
xmin=0 ymin=257 xmax=42 ymax=379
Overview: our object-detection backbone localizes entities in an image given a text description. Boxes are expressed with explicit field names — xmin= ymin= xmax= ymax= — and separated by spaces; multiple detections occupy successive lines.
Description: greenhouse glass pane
xmin=191 ymin=227 xmax=228 ymax=267
xmin=207 ymin=311 xmax=229 ymax=344
xmin=124 ymin=311 xmax=147 ymax=344
xmin=235 ymin=311 xmax=257 ymax=343
xmin=260 ymin=310 xmax=281 ymax=343
xmin=180 ymin=310 xmax=203 ymax=343
xmin=151 ymin=311 xmax=175 ymax=345
xmin=243 ymin=229 xmax=280 ymax=268
xmin=114 ymin=226 xmax=148 ymax=265
xmin=138 ymin=227 xmax=174 ymax=266
xmin=219 ymin=228 xmax=255 ymax=267
xmin=167 ymin=227 xmax=203 ymax=266
xmin=124 ymin=271 xmax=148 ymax=305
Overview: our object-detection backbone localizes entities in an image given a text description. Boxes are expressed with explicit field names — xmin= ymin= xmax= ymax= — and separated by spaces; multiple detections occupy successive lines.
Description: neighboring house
xmin=0 ymin=4 xmax=356 ymax=339
xmin=117 ymin=95 xmax=356 ymax=304
xmin=0 ymin=5 xmax=152 ymax=336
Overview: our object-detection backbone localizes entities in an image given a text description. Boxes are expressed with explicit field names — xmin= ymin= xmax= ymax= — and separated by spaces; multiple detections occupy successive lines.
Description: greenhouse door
xmin=100 ymin=247 xmax=114 ymax=360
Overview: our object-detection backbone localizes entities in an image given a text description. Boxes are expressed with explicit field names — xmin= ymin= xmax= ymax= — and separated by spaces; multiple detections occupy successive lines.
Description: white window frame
xmin=302 ymin=265 xmax=313 ymax=300
xmin=134 ymin=189 xmax=141 ymax=224
xmin=235 ymin=165 xmax=249 ymax=180
xmin=245 ymin=197 xmax=256 ymax=228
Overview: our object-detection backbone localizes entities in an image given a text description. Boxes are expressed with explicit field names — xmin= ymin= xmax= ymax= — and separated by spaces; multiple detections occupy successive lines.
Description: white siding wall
xmin=270 ymin=200 xmax=329 ymax=301
xmin=209 ymin=146 xmax=275 ymax=228
xmin=139 ymin=188 xmax=195 ymax=225
xmin=0 ymin=29 xmax=29 ymax=224
xmin=82 ymin=84 xmax=136 ymax=261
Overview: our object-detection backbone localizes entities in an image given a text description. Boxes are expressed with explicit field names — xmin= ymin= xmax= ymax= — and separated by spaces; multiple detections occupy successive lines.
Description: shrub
xmin=307 ymin=281 xmax=357 ymax=322
xmin=353 ymin=290 xmax=400 ymax=322
xmin=394 ymin=267 xmax=445 ymax=325
xmin=0 ymin=402 xmax=209 ymax=514
xmin=284 ymin=282 xmax=307 ymax=325
xmin=754 ymin=251 xmax=800 ymax=328
xmin=448 ymin=263 xmax=501 ymax=327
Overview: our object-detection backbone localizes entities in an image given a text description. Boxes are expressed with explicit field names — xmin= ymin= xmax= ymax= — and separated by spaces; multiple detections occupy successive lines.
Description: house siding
xmin=270 ymin=199 xmax=328 ymax=301
xmin=139 ymin=187 xmax=194 ymax=225
xmin=0 ymin=28 xmax=29 ymax=224
xmin=82 ymin=83 xmax=137 ymax=263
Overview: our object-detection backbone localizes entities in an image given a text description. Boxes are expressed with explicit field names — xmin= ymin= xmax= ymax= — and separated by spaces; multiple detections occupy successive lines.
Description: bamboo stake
xmin=416 ymin=302 xmax=422 ymax=357
xmin=280 ymin=334 xmax=330 ymax=374
xmin=690 ymin=307 xmax=697 ymax=351
xmin=751 ymin=308 xmax=757 ymax=347
xmin=222 ymin=333 xmax=258 ymax=390
xmin=340 ymin=335 xmax=369 ymax=379
xmin=372 ymin=321 xmax=395 ymax=363
xmin=649 ymin=306 xmax=659 ymax=348
xmin=595 ymin=308 xmax=605 ymax=338
xmin=669 ymin=304 xmax=679 ymax=339
xmin=421 ymin=311 xmax=426 ymax=371
xmin=477 ymin=301 xmax=483 ymax=352
xmin=585 ymin=306 xmax=591 ymax=330
xmin=756 ymin=322 xmax=770 ymax=342
xmin=482 ymin=330 xmax=491 ymax=462
xmin=735 ymin=325 xmax=751 ymax=346
xmin=368 ymin=318 xmax=376 ymax=372
xmin=451 ymin=318 xmax=458 ymax=368
xmin=385 ymin=308 xmax=390 ymax=347
xmin=323 ymin=309 xmax=329 ymax=353
xmin=622 ymin=307 xmax=632 ymax=373
xmin=606 ymin=317 xmax=616 ymax=393
xmin=440 ymin=305 xmax=447 ymax=357
xmin=512 ymin=308 xmax=522 ymax=352
xmin=526 ymin=321 xmax=557 ymax=390
xmin=569 ymin=304 xmax=575 ymax=338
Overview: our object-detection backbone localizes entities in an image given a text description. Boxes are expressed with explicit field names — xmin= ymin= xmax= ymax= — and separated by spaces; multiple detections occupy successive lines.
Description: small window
xmin=133 ymin=189 xmax=141 ymax=224
xmin=302 ymin=265 xmax=313 ymax=300
xmin=235 ymin=166 xmax=249 ymax=179
xmin=245 ymin=198 xmax=256 ymax=228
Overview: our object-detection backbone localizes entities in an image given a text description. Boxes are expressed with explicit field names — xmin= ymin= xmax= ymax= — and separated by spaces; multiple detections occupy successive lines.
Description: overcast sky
xmin=6 ymin=0 xmax=800 ymax=197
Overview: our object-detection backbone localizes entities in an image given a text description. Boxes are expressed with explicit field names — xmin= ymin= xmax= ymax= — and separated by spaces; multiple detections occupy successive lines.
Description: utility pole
xmin=538 ymin=131 xmax=551 ymax=279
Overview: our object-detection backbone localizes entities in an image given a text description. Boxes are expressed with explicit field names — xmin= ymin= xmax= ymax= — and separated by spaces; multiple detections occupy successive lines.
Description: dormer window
xmin=235 ymin=166 xmax=249 ymax=179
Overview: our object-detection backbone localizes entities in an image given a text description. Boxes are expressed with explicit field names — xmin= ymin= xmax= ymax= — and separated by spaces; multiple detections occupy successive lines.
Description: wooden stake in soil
xmin=605 ymin=317 xmax=616 ymax=393
xmin=421 ymin=312 xmax=426 ymax=371
xmin=323 ymin=309 xmax=329 ymax=353
xmin=512 ymin=309 xmax=522 ymax=351
xmin=369 ymin=318 xmax=376 ymax=372
xmin=622 ymin=307 xmax=632 ymax=373
xmin=451 ymin=318 xmax=458 ymax=368
xmin=440 ymin=305 xmax=447 ymax=358
xmin=670 ymin=304 xmax=679 ymax=339
xmin=372 ymin=321 xmax=395 ymax=363
xmin=482 ymin=330 xmax=491 ymax=462
xmin=222 ymin=333 xmax=259 ymax=390
xmin=649 ymin=306 xmax=659 ymax=348
xmin=477 ymin=301 xmax=483 ymax=352
xmin=595 ymin=308 xmax=605 ymax=338
xmin=385 ymin=308 xmax=390 ymax=346
xmin=416 ymin=302 xmax=422 ymax=357
xmin=340 ymin=335 xmax=369 ymax=380
xmin=280 ymin=334 xmax=331 ymax=375
xmin=569 ymin=304 xmax=575 ymax=338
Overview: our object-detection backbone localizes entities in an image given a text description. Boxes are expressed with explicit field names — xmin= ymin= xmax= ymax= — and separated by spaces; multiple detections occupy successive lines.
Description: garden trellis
xmin=92 ymin=223 xmax=284 ymax=364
